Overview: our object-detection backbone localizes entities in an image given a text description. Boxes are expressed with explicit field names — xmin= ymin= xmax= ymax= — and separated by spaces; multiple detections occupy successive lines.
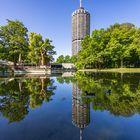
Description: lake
xmin=0 ymin=72 xmax=140 ymax=140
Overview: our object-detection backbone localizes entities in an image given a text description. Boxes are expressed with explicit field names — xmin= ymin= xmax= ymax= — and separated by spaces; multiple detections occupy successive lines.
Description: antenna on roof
xmin=80 ymin=0 xmax=82 ymax=7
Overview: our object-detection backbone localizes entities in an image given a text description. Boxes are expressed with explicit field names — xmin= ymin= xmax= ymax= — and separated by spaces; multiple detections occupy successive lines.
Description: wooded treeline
xmin=55 ymin=55 xmax=77 ymax=63
xmin=76 ymin=23 xmax=140 ymax=69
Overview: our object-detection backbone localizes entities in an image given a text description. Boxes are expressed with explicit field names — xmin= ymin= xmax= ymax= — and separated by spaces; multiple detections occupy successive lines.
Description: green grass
xmin=79 ymin=68 xmax=140 ymax=73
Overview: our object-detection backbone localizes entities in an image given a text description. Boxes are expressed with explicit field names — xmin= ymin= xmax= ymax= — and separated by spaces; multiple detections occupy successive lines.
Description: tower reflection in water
xmin=72 ymin=82 xmax=90 ymax=140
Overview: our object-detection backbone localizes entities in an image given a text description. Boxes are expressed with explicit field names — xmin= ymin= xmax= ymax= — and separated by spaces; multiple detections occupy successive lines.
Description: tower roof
xmin=72 ymin=0 xmax=90 ymax=16
xmin=72 ymin=7 xmax=90 ymax=16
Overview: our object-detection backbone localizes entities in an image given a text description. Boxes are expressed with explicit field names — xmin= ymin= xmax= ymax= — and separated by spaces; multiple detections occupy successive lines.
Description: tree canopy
xmin=28 ymin=32 xmax=56 ymax=65
xmin=76 ymin=23 xmax=140 ymax=69
xmin=0 ymin=20 xmax=56 ymax=66
xmin=0 ymin=20 xmax=29 ymax=65
xmin=56 ymin=55 xmax=77 ymax=63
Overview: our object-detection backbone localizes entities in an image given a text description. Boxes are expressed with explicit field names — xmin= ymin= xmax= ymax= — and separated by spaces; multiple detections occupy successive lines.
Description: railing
xmin=9 ymin=65 xmax=51 ymax=70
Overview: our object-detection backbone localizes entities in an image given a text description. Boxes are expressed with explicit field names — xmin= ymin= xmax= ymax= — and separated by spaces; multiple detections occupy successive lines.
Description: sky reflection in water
xmin=0 ymin=72 xmax=140 ymax=140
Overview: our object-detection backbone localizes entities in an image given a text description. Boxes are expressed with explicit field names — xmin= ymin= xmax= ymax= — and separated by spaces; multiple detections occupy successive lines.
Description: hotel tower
xmin=72 ymin=0 xmax=90 ymax=56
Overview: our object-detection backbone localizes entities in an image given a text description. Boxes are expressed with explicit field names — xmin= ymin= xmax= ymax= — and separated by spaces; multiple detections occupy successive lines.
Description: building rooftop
xmin=72 ymin=7 xmax=90 ymax=16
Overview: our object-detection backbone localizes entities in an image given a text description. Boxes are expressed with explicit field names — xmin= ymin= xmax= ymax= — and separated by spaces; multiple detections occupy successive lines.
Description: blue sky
xmin=0 ymin=0 xmax=140 ymax=59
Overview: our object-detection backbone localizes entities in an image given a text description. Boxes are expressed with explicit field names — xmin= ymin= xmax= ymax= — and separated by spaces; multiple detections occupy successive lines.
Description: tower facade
xmin=72 ymin=0 xmax=90 ymax=56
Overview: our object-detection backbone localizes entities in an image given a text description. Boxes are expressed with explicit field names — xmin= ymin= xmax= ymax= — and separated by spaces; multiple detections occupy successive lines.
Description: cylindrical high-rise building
xmin=72 ymin=0 xmax=90 ymax=56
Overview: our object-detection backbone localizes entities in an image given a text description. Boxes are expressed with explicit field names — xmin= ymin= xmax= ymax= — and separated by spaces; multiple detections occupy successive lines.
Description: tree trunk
xmin=121 ymin=58 xmax=123 ymax=68
xmin=121 ymin=73 xmax=123 ymax=81
xmin=40 ymin=48 xmax=45 ymax=66
xmin=18 ymin=53 xmax=22 ymax=64
xmin=14 ymin=62 xmax=16 ymax=66
xmin=40 ymin=78 xmax=46 ymax=96
xmin=19 ymin=81 xmax=22 ymax=92
xmin=41 ymin=55 xmax=44 ymax=66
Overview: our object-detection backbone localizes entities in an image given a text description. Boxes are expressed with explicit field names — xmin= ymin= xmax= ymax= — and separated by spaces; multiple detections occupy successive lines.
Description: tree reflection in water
xmin=57 ymin=73 xmax=140 ymax=140
xmin=75 ymin=72 xmax=140 ymax=117
xmin=0 ymin=77 xmax=56 ymax=123
xmin=56 ymin=73 xmax=140 ymax=118
xmin=0 ymin=72 xmax=140 ymax=132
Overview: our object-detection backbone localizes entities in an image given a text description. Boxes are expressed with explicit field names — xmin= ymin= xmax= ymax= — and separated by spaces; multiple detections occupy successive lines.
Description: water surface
xmin=0 ymin=72 xmax=140 ymax=140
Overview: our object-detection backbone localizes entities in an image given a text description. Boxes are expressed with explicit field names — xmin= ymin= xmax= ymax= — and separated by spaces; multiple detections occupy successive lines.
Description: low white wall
xmin=62 ymin=63 xmax=75 ymax=69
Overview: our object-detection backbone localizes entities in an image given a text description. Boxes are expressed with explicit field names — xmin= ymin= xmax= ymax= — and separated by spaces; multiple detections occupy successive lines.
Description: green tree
xmin=28 ymin=32 xmax=42 ymax=64
xmin=28 ymin=32 xmax=56 ymax=65
xmin=128 ymin=28 xmax=140 ymax=67
xmin=71 ymin=55 xmax=77 ymax=63
xmin=106 ymin=23 xmax=136 ymax=68
xmin=76 ymin=23 xmax=138 ymax=69
xmin=56 ymin=55 xmax=76 ymax=63
xmin=76 ymin=35 xmax=92 ymax=69
xmin=65 ymin=55 xmax=71 ymax=63
xmin=0 ymin=20 xmax=29 ymax=65
xmin=56 ymin=55 xmax=65 ymax=63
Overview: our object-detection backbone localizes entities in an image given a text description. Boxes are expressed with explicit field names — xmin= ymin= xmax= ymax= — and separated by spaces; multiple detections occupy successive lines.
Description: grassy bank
xmin=79 ymin=68 xmax=140 ymax=73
